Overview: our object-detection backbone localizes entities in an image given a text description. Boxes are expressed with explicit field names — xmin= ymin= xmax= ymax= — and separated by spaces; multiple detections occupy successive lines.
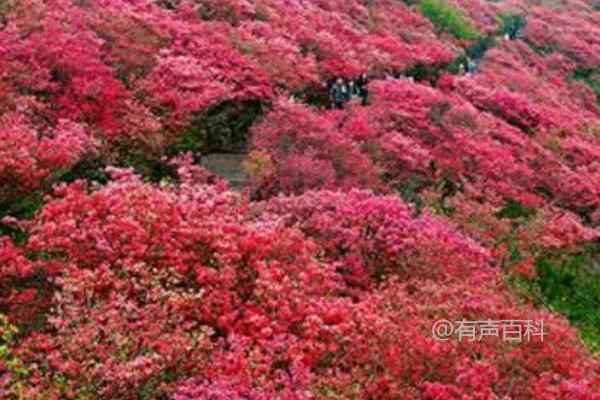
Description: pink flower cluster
xmin=0 ymin=0 xmax=599 ymax=398
xmin=0 ymin=113 xmax=94 ymax=205
xmin=250 ymin=75 xmax=599 ymax=253
xmin=1 ymin=173 xmax=599 ymax=398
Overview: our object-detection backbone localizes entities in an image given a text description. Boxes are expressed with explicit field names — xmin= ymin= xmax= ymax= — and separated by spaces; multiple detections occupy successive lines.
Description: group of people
xmin=458 ymin=56 xmax=479 ymax=75
xmin=328 ymin=74 xmax=369 ymax=109
xmin=326 ymin=53 xmax=485 ymax=110
xmin=321 ymin=18 xmax=526 ymax=110
xmin=385 ymin=72 xmax=415 ymax=82
xmin=328 ymin=72 xmax=419 ymax=109
xmin=326 ymin=58 xmax=481 ymax=110
xmin=504 ymin=20 xmax=524 ymax=40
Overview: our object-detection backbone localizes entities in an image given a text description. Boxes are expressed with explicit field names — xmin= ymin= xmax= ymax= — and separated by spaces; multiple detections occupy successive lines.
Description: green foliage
xmin=495 ymin=199 xmax=536 ymax=220
xmin=405 ymin=63 xmax=445 ymax=83
xmin=300 ymin=86 xmax=332 ymax=108
xmin=0 ymin=221 xmax=28 ymax=246
xmin=446 ymin=34 xmax=493 ymax=74
xmin=395 ymin=177 xmax=426 ymax=215
xmin=0 ymin=0 xmax=10 ymax=25
xmin=197 ymin=1 xmax=240 ymax=26
xmin=0 ymin=314 xmax=30 ymax=395
xmin=446 ymin=57 xmax=465 ymax=74
xmin=154 ymin=0 xmax=178 ymax=10
xmin=420 ymin=0 xmax=481 ymax=40
xmin=113 ymin=142 xmax=178 ymax=183
xmin=0 ymin=194 xmax=44 ymax=245
xmin=2 ymin=194 xmax=43 ymax=221
xmin=466 ymin=35 xmax=496 ymax=60
xmin=497 ymin=226 xmax=600 ymax=355
xmin=574 ymin=68 xmax=600 ymax=106
xmin=498 ymin=14 xmax=526 ymax=36
xmin=58 ymin=157 xmax=110 ymax=185
xmin=172 ymin=100 xmax=263 ymax=155
xmin=392 ymin=171 xmax=458 ymax=217
xmin=536 ymin=244 xmax=600 ymax=353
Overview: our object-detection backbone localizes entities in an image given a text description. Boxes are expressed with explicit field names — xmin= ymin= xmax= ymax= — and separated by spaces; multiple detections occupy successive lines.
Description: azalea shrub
xmin=0 ymin=170 xmax=599 ymax=399
xmin=251 ymin=79 xmax=599 ymax=250
xmin=0 ymin=113 xmax=94 ymax=211
xmin=524 ymin=7 xmax=600 ymax=69
xmin=248 ymin=99 xmax=383 ymax=197
xmin=1 ymin=0 xmax=600 ymax=398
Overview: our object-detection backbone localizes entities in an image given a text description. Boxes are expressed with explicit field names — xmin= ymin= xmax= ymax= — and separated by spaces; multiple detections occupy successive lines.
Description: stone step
xmin=200 ymin=153 xmax=250 ymax=191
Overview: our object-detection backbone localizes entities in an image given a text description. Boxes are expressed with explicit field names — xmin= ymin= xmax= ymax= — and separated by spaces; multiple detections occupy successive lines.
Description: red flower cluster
xmin=0 ymin=0 xmax=464 ymax=169
xmin=250 ymin=76 xmax=599 ymax=253
xmin=1 ymin=172 xmax=599 ymax=398
xmin=249 ymin=99 xmax=382 ymax=196
xmin=525 ymin=7 xmax=600 ymax=70
xmin=0 ymin=0 xmax=599 ymax=398
xmin=0 ymin=113 xmax=94 ymax=205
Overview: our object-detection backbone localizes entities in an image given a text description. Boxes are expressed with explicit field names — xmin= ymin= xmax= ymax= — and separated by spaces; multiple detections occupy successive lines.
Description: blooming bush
xmin=1 ymin=173 xmax=599 ymax=399
xmin=252 ymin=77 xmax=600 ymax=255
xmin=141 ymin=23 xmax=273 ymax=134
xmin=249 ymin=99 xmax=382 ymax=197
xmin=525 ymin=8 xmax=600 ymax=70
xmin=0 ymin=0 xmax=599 ymax=398
xmin=0 ymin=113 xmax=94 ymax=208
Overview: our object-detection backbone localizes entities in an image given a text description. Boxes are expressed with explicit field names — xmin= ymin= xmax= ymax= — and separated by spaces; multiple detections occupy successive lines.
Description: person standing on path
xmin=330 ymin=77 xmax=349 ymax=109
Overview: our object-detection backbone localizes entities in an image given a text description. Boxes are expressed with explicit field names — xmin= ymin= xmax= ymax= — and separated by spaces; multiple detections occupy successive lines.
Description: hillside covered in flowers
xmin=1 ymin=0 xmax=600 ymax=398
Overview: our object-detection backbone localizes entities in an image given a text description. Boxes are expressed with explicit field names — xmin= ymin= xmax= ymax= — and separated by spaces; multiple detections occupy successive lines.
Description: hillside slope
xmin=0 ymin=0 xmax=599 ymax=398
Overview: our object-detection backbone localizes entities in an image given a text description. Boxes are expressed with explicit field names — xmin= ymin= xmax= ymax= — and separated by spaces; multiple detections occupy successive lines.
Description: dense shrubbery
xmin=420 ymin=0 xmax=481 ymax=40
xmin=0 ymin=114 xmax=95 ymax=210
xmin=251 ymin=79 xmax=599 ymax=249
xmin=1 ymin=170 xmax=599 ymax=399
xmin=536 ymin=244 xmax=600 ymax=353
xmin=0 ymin=0 xmax=599 ymax=398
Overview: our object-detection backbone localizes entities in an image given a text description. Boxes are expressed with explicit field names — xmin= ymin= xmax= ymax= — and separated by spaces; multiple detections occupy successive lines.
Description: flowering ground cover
xmin=0 ymin=0 xmax=599 ymax=399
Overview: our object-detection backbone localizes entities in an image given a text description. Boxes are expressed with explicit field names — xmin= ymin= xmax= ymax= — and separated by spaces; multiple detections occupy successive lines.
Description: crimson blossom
xmin=249 ymin=78 xmax=600 ymax=260
xmin=0 ymin=165 xmax=598 ymax=399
